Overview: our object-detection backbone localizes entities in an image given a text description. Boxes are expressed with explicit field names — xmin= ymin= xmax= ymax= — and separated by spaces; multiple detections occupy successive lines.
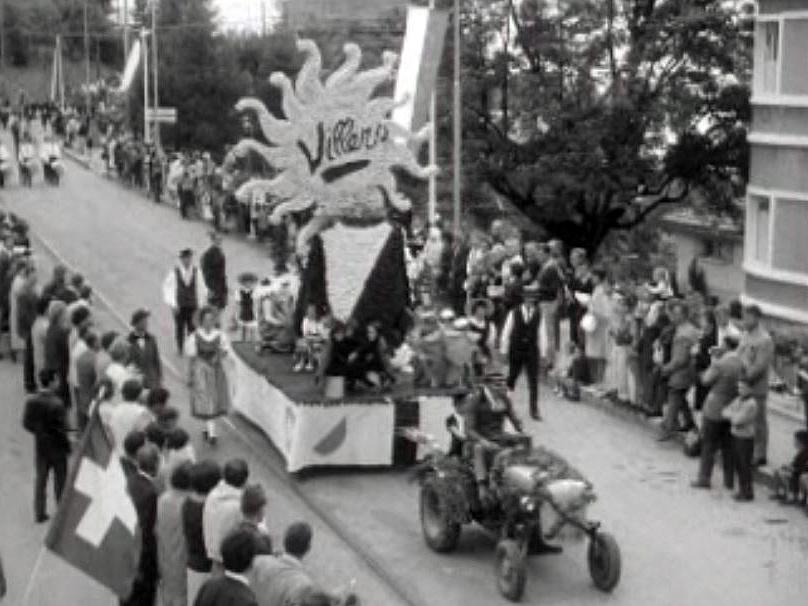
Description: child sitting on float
xmin=233 ymin=272 xmax=259 ymax=342
xmin=353 ymin=321 xmax=396 ymax=391
xmin=256 ymin=277 xmax=296 ymax=353
xmin=293 ymin=303 xmax=328 ymax=373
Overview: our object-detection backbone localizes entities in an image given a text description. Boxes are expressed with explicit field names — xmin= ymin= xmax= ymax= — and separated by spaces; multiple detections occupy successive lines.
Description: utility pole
xmin=452 ymin=0 xmax=462 ymax=236
xmin=123 ymin=0 xmax=130 ymax=58
xmin=427 ymin=0 xmax=437 ymax=224
xmin=142 ymin=28 xmax=150 ymax=144
xmin=84 ymin=0 xmax=91 ymax=114
xmin=1 ymin=0 xmax=6 ymax=71
xmin=151 ymin=0 xmax=159 ymax=147
xmin=261 ymin=0 xmax=267 ymax=37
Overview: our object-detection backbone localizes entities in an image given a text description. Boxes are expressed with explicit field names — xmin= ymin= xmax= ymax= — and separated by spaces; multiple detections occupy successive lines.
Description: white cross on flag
xmin=45 ymin=410 xmax=141 ymax=598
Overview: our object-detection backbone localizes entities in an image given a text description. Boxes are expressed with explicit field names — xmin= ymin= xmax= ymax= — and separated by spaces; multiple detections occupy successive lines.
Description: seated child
xmin=553 ymin=342 xmax=589 ymax=402
xmin=772 ymin=430 xmax=808 ymax=505
xmin=257 ymin=277 xmax=296 ymax=353
xmin=294 ymin=304 xmax=328 ymax=373
xmin=353 ymin=321 xmax=396 ymax=391
xmin=234 ymin=272 xmax=259 ymax=342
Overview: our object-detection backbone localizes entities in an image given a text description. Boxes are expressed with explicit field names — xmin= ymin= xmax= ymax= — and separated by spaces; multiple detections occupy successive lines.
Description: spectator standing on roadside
xmin=203 ymin=459 xmax=249 ymax=573
xmin=16 ymin=262 xmax=40 ymax=393
xmin=184 ymin=461 xmax=221 ymax=603
xmin=43 ymin=299 xmax=71 ymax=408
xmin=23 ymin=369 xmax=70 ymax=523
xmin=658 ymin=300 xmax=700 ymax=441
xmin=737 ymin=305 xmax=774 ymax=467
xmin=251 ymin=522 xmax=317 ymax=606
xmin=723 ymin=379 xmax=759 ymax=502
xmin=193 ymin=529 xmax=258 ymax=606
xmin=128 ymin=309 xmax=163 ymax=391
xmin=238 ymin=484 xmax=274 ymax=556
xmin=122 ymin=444 xmax=161 ymax=606
xmin=692 ymin=335 xmax=742 ymax=490
xmin=157 ymin=462 xmax=193 ymax=606
xmin=75 ymin=331 xmax=100 ymax=432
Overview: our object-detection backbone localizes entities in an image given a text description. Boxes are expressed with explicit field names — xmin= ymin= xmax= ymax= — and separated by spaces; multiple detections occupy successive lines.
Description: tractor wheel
xmin=588 ymin=531 xmax=621 ymax=592
xmin=419 ymin=481 xmax=461 ymax=553
xmin=495 ymin=539 xmax=527 ymax=602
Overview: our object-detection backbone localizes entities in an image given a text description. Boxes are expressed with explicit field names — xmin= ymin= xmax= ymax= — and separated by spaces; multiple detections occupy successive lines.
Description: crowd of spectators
xmin=1 ymin=210 xmax=359 ymax=605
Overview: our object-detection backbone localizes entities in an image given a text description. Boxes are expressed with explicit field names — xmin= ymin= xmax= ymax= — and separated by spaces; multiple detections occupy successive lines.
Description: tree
xmin=461 ymin=0 xmax=753 ymax=253
xmin=128 ymin=0 xmax=243 ymax=150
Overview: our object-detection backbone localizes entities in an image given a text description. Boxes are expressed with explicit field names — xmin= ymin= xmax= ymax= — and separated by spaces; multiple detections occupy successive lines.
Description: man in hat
xmin=128 ymin=308 xmax=163 ymax=391
xmin=500 ymin=283 xmax=542 ymax=420
xmin=163 ymin=249 xmax=207 ymax=355
xmin=201 ymin=231 xmax=228 ymax=312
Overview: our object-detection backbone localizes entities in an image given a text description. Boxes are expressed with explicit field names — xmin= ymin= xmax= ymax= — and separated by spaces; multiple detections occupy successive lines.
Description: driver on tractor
xmin=460 ymin=383 xmax=523 ymax=504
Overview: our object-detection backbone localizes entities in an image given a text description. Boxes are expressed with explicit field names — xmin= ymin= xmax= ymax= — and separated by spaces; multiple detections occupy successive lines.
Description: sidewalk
xmin=578 ymin=385 xmax=805 ymax=488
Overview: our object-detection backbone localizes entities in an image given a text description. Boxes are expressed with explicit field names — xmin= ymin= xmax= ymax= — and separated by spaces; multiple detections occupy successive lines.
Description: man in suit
xmin=500 ymin=284 xmax=542 ymax=420
xmin=128 ymin=309 xmax=163 ymax=391
xmin=201 ymin=231 xmax=228 ymax=312
xmin=193 ymin=529 xmax=258 ymax=606
xmin=23 ymin=369 xmax=71 ymax=523
xmin=122 ymin=443 xmax=161 ymax=606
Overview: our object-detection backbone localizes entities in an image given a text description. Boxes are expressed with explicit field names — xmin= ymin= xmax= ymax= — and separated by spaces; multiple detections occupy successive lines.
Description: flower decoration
xmin=232 ymin=39 xmax=436 ymax=249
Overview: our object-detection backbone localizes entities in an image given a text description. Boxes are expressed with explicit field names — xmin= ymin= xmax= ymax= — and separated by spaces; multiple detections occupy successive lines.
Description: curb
xmin=575 ymin=386 xmax=777 ymax=490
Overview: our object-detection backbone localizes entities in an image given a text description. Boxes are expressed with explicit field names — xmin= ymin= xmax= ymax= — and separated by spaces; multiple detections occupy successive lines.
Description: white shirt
xmin=203 ymin=481 xmax=243 ymax=563
xmin=499 ymin=304 xmax=540 ymax=356
xmin=162 ymin=263 xmax=208 ymax=309
xmin=101 ymin=401 xmax=153 ymax=453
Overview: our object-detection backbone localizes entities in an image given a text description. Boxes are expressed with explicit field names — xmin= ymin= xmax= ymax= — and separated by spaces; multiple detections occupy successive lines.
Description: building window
xmin=782 ymin=19 xmax=808 ymax=96
xmin=773 ymin=198 xmax=808 ymax=273
xmin=750 ymin=195 xmax=771 ymax=264
xmin=755 ymin=21 xmax=779 ymax=95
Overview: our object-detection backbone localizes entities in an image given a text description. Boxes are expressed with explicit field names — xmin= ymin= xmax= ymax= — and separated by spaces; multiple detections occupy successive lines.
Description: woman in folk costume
xmin=584 ymin=267 xmax=613 ymax=386
xmin=185 ymin=306 xmax=231 ymax=445
xmin=233 ymin=272 xmax=259 ymax=342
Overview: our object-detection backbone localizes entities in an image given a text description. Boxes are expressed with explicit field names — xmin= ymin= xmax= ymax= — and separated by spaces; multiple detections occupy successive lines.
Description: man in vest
xmin=500 ymin=283 xmax=542 ymax=420
xmin=162 ymin=248 xmax=208 ymax=355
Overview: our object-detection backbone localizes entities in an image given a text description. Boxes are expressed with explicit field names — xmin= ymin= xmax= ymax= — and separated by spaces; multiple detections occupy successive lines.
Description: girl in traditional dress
xmin=185 ymin=306 xmax=231 ymax=445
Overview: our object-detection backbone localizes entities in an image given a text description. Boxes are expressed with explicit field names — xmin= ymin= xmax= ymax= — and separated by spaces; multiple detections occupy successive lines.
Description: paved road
xmin=2 ymin=160 xmax=808 ymax=605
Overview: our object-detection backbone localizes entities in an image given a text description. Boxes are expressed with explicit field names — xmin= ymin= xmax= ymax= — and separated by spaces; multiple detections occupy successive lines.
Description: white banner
xmin=289 ymin=403 xmax=395 ymax=472
xmin=392 ymin=6 xmax=449 ymax=137
xmin=228 ymin=352 xmax=395 ymax=471
xmin=118 ymin=39 xmax=142 ymax=93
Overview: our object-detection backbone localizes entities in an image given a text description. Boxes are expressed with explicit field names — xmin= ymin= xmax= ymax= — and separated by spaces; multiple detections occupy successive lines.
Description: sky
xmin=212 ymin=0 xmax=282 ymax=32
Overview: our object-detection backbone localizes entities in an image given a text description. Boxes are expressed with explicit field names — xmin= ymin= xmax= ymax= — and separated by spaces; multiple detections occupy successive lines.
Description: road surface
xmin=1 ymin=158 xmax=807 ymax=606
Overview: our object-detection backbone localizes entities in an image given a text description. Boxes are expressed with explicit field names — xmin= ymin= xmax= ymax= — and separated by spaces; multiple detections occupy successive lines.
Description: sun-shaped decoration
xmin=231 ymin=39 xmax=437 ymax=247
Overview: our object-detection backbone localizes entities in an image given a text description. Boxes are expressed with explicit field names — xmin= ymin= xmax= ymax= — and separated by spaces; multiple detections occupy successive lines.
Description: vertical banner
xmin=118 ymin=39 xmax=142 ymax=93
xmin=392 ymin=6 xmax=449 ymax=138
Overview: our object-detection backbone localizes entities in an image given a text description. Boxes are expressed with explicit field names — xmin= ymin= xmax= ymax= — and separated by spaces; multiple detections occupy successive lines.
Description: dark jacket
xmin=127 ymin=331 xmax=163 ymax=390
xmin=183 ymin=498 xmax=212 ymax=573
xmin=662 ymin=322 xmax=701 ymax=390
xmin=193 ymin=576 xmax=257 ymax=606
xmin=16 ymin=286 xmax=38 ymax=338
xmin=22 ymin=391 xmax=70 ymax=457
xmin=200 ymin=245 xmax=227 ymax=308
xmin=44 ymin=322 xmax=70 ymax=376
xmin=128 ymin=472 xmax=159 ymax=582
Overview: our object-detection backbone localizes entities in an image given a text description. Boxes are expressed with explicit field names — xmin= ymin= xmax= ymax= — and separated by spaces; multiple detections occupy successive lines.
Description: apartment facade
xmin=744 ymin=0 xmax=808 ymax=323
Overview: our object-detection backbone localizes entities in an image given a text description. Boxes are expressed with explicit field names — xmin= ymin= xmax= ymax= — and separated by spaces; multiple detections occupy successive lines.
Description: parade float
xmin=226 ymin=38 xmax=462 ymax=472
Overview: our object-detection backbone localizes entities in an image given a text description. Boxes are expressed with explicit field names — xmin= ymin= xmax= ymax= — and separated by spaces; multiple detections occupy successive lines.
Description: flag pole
xmin=20 ymin=546 xmax=47 ymax=606
xmin=428 ymin=0 xmax=437 ymax=225
xmin=142 ymin=28 xmax=150 ymax=145
xmin=452 ymin=0 xmax=462 ymax=236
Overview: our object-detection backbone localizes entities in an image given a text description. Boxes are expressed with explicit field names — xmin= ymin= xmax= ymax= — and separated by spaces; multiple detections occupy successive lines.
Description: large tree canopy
xmin=461 ymin=0 xmax=752 ymax=252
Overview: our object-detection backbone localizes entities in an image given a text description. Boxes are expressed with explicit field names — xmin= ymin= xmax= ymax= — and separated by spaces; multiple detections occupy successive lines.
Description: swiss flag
xmin=45 ymin=409 xmax=141 ymax=598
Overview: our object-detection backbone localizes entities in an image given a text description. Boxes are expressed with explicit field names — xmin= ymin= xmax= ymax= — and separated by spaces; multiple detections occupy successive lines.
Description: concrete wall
xmin=759 ymin=0 xmax=808 ymax=14
xmin=666 ymin=231 xmax=744 ymax=303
